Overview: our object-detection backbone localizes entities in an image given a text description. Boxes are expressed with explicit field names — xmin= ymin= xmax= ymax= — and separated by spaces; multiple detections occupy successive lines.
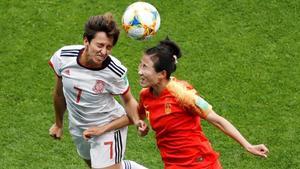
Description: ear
xmin=83 ymin=37 xmax=89 ymax=46
xmin=158 ymin=70 xmax=167 ymax=80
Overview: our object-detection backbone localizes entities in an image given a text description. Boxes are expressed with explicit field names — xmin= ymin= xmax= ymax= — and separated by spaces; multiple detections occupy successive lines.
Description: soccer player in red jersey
xmin=136 ymin=38 xmax=269 ymax=169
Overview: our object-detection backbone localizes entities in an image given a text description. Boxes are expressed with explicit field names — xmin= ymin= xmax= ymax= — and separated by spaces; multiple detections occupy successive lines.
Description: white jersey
xmin=49 ymin=45 xmax=129 ymax=130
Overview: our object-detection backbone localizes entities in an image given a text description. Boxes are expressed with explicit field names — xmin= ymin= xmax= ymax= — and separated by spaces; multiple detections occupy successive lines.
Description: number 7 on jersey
xmin=74 ymin=87 xmax=82 ymax=103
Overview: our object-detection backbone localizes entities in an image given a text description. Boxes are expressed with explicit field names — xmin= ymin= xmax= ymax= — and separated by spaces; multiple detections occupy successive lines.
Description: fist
xmin=49 ymin=123 xmax=63 ymax=139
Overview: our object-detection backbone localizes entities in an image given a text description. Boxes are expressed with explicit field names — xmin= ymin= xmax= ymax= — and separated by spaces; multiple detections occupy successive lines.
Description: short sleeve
xmin=109 ymin=73 xmax=130 ymax=95
xmin=193 ymin=95 xmax=213 ymax=118
xmin=49 ymin=49 xmax=62 ymax=77
xmin=167 ymin=78 xmax=213 ymax=118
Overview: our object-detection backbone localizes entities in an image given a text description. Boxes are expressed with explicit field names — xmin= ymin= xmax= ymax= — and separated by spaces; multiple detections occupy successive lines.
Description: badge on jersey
xmin=195 ymin=96 xmax=210 ymax=111
xmin=93 ymin=80 xmax=105 ymax=94
xmin=123 ymin=75 xmax=129 ymax=86
xmin=165 ymin=99 xmax=172 ymax=114
xmin=144 ymin=105 xmax=150 ymax=120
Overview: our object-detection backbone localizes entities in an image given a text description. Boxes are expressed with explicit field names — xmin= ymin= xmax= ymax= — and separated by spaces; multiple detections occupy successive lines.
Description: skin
xmin=80 ymin=32 xmax=113 ymax=69
xmin=49 ymin=32 xmax=143 ymax=169
xmin=137 ymin=53 xmax=269 ymax=158
xmin=48 ymin=76 xmax=65 ymax=139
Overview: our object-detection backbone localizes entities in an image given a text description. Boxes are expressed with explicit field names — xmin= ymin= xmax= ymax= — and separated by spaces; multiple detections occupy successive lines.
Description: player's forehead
xmin=141 ymin=54 xmax=155 ymax=66
xmin=91 ymin=32 xmax=113 ymax=46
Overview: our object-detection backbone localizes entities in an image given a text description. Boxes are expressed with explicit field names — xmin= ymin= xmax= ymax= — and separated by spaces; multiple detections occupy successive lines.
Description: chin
xmin=93 ymin=58 xmax=103 ymax=64
xmin=140 ymin=82 xmax=148 ymax=88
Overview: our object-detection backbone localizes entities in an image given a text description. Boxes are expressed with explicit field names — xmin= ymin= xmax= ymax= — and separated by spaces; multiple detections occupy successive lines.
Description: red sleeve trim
xmin=121 ymin=86 xmax=130 ymax=95
xmin=48 ymin=60 xmax=54 ymax=69
xmin=48 ymin=60 xmax=61 ymax=77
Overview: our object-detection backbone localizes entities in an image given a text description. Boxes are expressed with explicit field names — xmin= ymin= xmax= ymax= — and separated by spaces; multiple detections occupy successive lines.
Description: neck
xmin=152 ymin=79 xmax=169 ymax=96
xmin=80 ymin=49 xmax=102 ymax=69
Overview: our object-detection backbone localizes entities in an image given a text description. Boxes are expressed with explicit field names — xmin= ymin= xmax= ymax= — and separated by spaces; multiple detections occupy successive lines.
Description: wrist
xmin=100 ymin=124 xmax=110 ymax=133
xmin=127 ymin=115 xmax=139 ymax=126
xmin=133 ymin=119 xmax=141 ymax=126
xmin=55 ymin=121 xmax=63 ymax=128
xmin=243 ymin=143 xmax=253 ymax=151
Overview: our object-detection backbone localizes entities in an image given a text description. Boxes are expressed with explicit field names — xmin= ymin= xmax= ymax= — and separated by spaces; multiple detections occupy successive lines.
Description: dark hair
xmin=145 ymin=37 xmax=182 ymax=79
xmin=83 ymin=13 xmax=120 ymax=46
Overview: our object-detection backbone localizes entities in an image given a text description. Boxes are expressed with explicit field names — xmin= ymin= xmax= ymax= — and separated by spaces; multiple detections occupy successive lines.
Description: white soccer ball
xmin=122 ymin=2 xmax=160 ymax=40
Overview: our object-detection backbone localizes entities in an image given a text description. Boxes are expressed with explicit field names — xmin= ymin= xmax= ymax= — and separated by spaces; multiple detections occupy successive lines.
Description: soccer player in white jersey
xmin=48 ymin=13 xmax=147 ymax=169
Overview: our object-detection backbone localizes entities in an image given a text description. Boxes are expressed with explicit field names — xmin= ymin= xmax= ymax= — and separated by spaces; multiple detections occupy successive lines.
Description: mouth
xmin=94 ymin=54 xmax=107 ymax=62
xmin=139 ymin=77 xmax=146 ymax=84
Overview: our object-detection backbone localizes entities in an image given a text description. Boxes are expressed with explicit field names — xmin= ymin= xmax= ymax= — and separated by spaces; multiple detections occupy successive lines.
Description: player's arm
xmin=83 ymin=115 xmax=130 ymax=140
xmin=83 ymin=89 xmax=148 ymax=139
xmin=204 ymin=110 xmax=269 ymax=157
xmin=120 ymin=88 xmax=140 ymax=125
xmin=82 ymin=86 xmax=134 ymax=140
xmin=120 ymin=89 xmax=148 ymax=136
xmin=49 ymin=76 xmax=66 ymax=139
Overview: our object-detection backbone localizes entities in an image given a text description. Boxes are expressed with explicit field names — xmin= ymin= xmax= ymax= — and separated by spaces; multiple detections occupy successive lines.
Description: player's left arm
xmin=204 ymin=110 xmax=269 ymax=158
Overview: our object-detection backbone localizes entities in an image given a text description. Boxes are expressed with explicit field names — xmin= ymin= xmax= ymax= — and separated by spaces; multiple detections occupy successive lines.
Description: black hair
xmin=145 ymin=37 xmax=182 ymax=79
xmin=83 ymin=13 xmax=120 ymax=46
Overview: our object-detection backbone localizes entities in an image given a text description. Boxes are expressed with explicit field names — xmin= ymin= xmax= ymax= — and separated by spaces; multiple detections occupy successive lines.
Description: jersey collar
xmin=76 ymin=48 xmax=111 ymax=71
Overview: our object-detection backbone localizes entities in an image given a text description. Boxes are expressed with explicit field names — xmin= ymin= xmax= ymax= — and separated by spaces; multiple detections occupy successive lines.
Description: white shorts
xmin=70 ymin=126 xmax=128 ymax=168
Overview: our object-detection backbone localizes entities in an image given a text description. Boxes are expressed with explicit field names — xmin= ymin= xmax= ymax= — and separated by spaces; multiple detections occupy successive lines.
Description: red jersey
xmin=139 ymin=77 xmax=220 ymax=169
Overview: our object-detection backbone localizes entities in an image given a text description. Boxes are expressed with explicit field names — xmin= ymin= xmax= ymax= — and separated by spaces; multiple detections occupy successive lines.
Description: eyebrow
xmin=143 ymin=62 xmax=150 ymax=67
xmin=96 ymin=43 xmax=112 ymax=47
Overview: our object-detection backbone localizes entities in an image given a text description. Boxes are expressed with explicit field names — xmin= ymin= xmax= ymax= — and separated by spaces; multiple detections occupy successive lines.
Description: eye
xmin=96 ymin=43 xmax=104 ymax=48
xmin=107 ymin=46 xmax=112 ymax=51
xmin=139 ymin=63 xmax=146 ymax=69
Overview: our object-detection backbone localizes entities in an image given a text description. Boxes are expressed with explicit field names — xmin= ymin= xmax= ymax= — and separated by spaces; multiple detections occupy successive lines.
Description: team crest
xmin=165 ymin=100 xmax=172 ymax=114
xmin=92 ymin=80 xmax=105 ymax=94
xmin=144 ymin=105 xmax=150 ymax=120
xmin=64 ymin=69 xmax=70 ymax=75
xmin=145 ymin=110 xmax=150 ymax=120
xmin=123 ymin=75 xmax=129 ymax=86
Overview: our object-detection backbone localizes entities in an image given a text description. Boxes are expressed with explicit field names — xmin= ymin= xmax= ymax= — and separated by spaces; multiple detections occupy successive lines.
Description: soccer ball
xmin=122 ymin=2 xmax=160 ymax=40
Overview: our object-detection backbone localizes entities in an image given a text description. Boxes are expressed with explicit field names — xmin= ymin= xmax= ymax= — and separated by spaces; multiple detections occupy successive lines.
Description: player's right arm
xmin=136 ymin=90 xmax=149 ymax=137
xmin=83 ymin=115 xmax=131 ymax=140
xmin=49 ymin=76 xmax=66 ymax=139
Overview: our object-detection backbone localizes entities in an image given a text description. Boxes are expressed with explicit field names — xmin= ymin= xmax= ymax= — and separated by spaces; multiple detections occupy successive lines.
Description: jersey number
xmin=74 ymin=87 xmax=82 ymax=103
xmin=104 ymin=141 xmax=113 ymax=159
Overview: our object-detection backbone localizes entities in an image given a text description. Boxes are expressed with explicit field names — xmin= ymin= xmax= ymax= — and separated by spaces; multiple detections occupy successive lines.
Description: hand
xmin=246 ymin=144 xmax=269 ymax=158
xmin=136 ymin=120 xmax=149 ymax=137
xmin=49 ymin=123 xmax=63 ymax=139
xmin=83 ymin=126 xmax=106 ymax=140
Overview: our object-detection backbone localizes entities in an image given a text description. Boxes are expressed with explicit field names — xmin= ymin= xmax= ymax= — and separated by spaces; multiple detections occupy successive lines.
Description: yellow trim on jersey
xmin=166 ymin=77 xmax=212 ymax=118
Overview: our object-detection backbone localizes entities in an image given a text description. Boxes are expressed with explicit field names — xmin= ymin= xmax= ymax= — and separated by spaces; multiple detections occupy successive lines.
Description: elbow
xmin=211 ymin=116 xmax=227 ymax=131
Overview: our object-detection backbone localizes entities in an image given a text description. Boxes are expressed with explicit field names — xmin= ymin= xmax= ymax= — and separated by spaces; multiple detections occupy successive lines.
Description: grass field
xmin=0 ymin=0 xmax=299 ymax=168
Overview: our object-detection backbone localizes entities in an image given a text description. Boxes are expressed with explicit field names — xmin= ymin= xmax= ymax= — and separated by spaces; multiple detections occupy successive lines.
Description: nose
xmin=100 ymin=48 xmax=107 ymax=55
xmin=138 ymin=68 xmax=143 ymax=75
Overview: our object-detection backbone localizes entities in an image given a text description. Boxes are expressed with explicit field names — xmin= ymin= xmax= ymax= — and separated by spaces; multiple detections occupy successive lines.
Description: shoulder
xmin=55 ymin=45 xmax=84 ymax=57
xmin=168 ymin=77 xmax=195 ymax=91
xmin=107 ymin=55 xmax=128 ymax=78
xmin=50 ymin=45 xmax=84 ymax=68
xmin=166 ymin=77 xmax=198 ymax=103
